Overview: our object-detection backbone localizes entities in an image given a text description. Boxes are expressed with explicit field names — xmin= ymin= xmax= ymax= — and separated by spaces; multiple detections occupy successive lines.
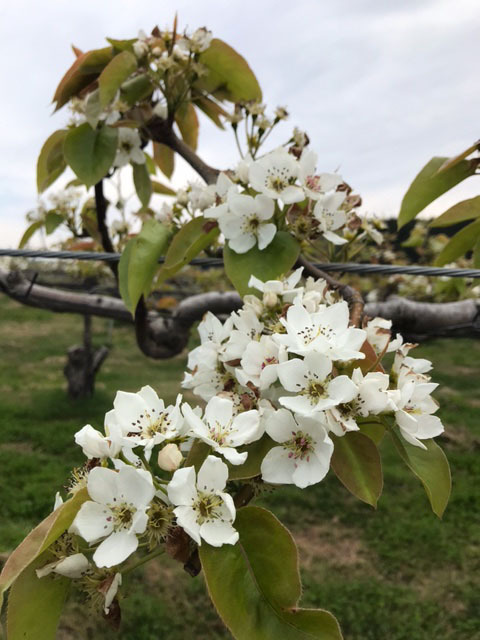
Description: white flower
xmin=198 ymin=311 xmax=234 ymax=346
xmin=248 ymin=267 xmax=304 ymax=305
xmin=249 ymin=148 xmax=304 ymax=204
xmin=133 ymin=39 xmax=149 ymax=59
xmin=351 ymin=368 xmax=398 ymax=417
xmin=236 ymin=335 xmax=288 ymax=390
xmin=156 ymin=202 xmax=174 ymax=224
xmin=74 ymin=424 xmax=122 ymax=460
xmin=114 ymin=128 xmax=145 ymax=167
xmin=188 ymin=182 xmax=217 ymax=211
xmin=277 ymin=352 xmax=358 ymax=416
xmin=298 ymin=150 xmax=343 ymax=200
xmin=36 ymin=553 xmax=89 ymax=579
xmin=70 ymin=466 xmax=155 ymax=567
xmin=313 ymin=192 xmax=348 ymax=245
xmin=182 ymin=397 xmax=262 ymax=465
xmin=112 ymin=387 xmax=185 ymax=458
xmin=153 ymin=102 xmax=168 ymax=119
xmin=167 ymin=455 xmax=239 ymax=547
xmin=393 ymin=343 xmax=432 ymax=379
xmin=366 ymin=317 xmax=402 ymax=355
xmin=157 ymin=443 xmax=183 ymax=471
xmin=261 ymin=409 xmax=333 ymax=488
xmin=275 ymin=301 xmax=366 ymax=361
xmin=292 ymin=127 xmax=307 ymax=149
xmin=190 ymin=27 xmax=213 ymax=53
xmin=394 ymin=372 xmax=444 ymax=449
xmin=221 ymin=307 xmax=264 ymax=362
xmin=234 ymin=154 xmax=253 ymax=183
xmin=182 ymin=344 xmax=232 ymax=401
xmin=218 ymin=191 xmax=277 ymax=253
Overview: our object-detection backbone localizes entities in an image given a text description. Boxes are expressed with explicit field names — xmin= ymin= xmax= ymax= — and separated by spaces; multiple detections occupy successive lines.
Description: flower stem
xmin=123 ymin=547 xmax=166 ymax=575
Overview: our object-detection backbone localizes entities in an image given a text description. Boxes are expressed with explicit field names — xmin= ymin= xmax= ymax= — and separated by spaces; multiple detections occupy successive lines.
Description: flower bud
xmin=263 ymin=291 xmax=278 ymax=308
xmin=157 ymin=443 xmax=183 ymax=471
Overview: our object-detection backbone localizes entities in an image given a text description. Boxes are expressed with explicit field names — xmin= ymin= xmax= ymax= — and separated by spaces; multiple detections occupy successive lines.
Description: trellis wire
xmin=1 ymin=248 xmax=480 ymax=279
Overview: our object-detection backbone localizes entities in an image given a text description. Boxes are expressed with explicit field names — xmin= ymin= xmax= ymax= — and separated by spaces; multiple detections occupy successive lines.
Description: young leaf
xmin=37 ymin=129 xmax=68 ymax=193
xmin=436 ymin=140 xmax=479 ymax=173
xmin=118 ymin=219 xmax=171 ymax=314
xmin=330 ymin=432 xmax=383 ymax=507
xmin=175 ymin=102 xmax=199 ymax=150
xmin=397 ymin=156 xmax=476 ymax=229
xmin=85 ymin=88 xmax=102 ymax=129
xmin=53 ymin=46 xmax=114 ymax=111
xmin=223 ymin=231 xmax=300 ymax=296
xmin=193 ymin=94 xmax=227 ymax=129
xmin=153 ymin=142 xmax=175 ymax=178
xmin=120 ymin=73 xmax=153 ymax=106
xmin=6 ymin=552 xmax=69 ymax=640
xmin=106 ymin=37 xmax=137 ymax=54
xmin=430 ymin=196 xmax=480 ymax=228
xmin=132 ymin=161 xmax=152 ymax=208
xmin=227 ymin=435 xmax=276 ymax=480
xmin=98 ymin=50 xmax=137 ymax=108
xmin=184 ymin=440 xmax=211 ymax=471
xmin=63 ymin=123 xmax=118 ymax=187
xmin=151 ymin=180 xmax=176 ymax=196
xmin=45 ymin=211 xmax=64 ymax=235
xmin=18 ymin=221 xmax=44 ymax=248
xmin=144 ymin=152 xmax=158 ymax=175
xmin=200 ymin=506 xmax=343 ymax=640
xmin=156 ymin=217 xmax=219 ymax=283
xmin=434 ymin=219 xmax=480 ymax=266
xmin=389 ymin=427 xmax=451 ymax=518
xmin=196 ymin=39 xmax=262 ymax=103
xmin=0 ymin=488 xmax=87 ymax=608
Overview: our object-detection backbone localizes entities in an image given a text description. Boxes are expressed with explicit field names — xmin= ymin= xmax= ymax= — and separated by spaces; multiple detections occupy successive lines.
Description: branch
xmin=142 ymin=116 xmax=220 ymax=185
xmin=94 ymin=180 xmax=118 ymax=278
xmin=297 ymin=255 xmax=364 ymax=326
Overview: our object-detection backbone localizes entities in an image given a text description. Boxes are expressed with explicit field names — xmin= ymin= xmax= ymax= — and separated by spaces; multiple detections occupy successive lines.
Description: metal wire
xmin=1 ymin=248 xmax=480 ymax=278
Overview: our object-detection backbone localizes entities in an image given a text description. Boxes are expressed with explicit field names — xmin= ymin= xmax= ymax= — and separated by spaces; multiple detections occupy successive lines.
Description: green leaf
xmin=224 ymin=232 xmax=300 ymax=296
xmin=200 ymin=506 xmax=343 ymax=640
xmin=196 ymin=39 xmax=262 ymax=103
xmin=430 ymin=196 xmax=480 ymax=228
xmin=85 ymin=88 xmax=102 ymax=129
xmin=473 ymin=236 xmax=480 ymax=268
xmin=107 ymin=37 xmax=137 ymax=54
xmin=227 ymin=435 xmax=276 ymax=480
xmin=151 ymin=180 xmax=176 ymax=196
xmin=434 ymin=219 xmax=480 ymax=266
xmin=120 ymin=73 xmax=153 ymax=106
xmin=99 ymin=50 xmax=137 ymax=108
xmin=330 ymin=432 xmax=383 ymax=507
xmin=6 ymin=552 xmax=69 ymax=640
xmin=144 ymin=152 xmax=157 ymax=175
xmin=18 ymin=221 xmax=44 ymax=248
xmin=175 ymin=102 xmax=199 ymax=150
xmin=193 ymin=95 xmax=227 ymax=129
xmin=389 ymin=428 xmax=451 ymax=518
xmin=153 ymin=142 xmax=174 ymax=178
xmin=435 ymin=141 xmax=479 ymax=173
xmin=36 ymin=129 xmax=68 ymax=193
xmin=357 ymin=421 xmax=386 ymax=445
xmin=118 ymin=219 xmax=171 ymax=314
xmin=63 ymin=123 xmax=118 ymax=187
xmin=132 ymin=161 xmax=152 ymax=208
xmin=156 ymin=217 xmax=219 ymax=283
xmin=184 ymin=440 xmax=211 ymax=471
xmin=0 ymin=489 xmax=87 ymax=608
xmin=53 ymin=46 xmax=114 ymax=111
xmin=397 ymin=156 xmax=476 ymax=229
xmin=45 ymin=211 xmax=64 ymax=235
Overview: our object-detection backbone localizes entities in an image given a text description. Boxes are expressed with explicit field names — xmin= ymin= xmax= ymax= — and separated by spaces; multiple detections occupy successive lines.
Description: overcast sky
xmin=0 ymin=0 xmax=479 ymax=247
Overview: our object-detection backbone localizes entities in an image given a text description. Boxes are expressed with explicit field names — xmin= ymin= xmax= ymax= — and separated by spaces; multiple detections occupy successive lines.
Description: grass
xmin=0 ymin=296 xmax=479 ymax=639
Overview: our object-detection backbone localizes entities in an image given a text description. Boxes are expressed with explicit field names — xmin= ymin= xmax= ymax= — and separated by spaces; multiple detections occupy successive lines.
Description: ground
xmin=0 ymin=296 xmax=479 ymax=639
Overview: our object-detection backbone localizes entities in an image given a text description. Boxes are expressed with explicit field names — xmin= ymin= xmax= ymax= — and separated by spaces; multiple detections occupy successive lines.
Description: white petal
xmin=174 ymin=505 xmax=201 ymax=544
xmin=281 ymin=185 xmax=305 ymax=204
xmin=323 ymin=230 xmax=348 ymax=245
xmin=228 ymin=191 xmax=256 ymax=216
xmin=53 ymin=553 xmax=89 ymax=578
xmin=197 ymin=455 xmax=229 ymax=491
xmin=219 ymin=446 xmax=248 ymax=465
xmin=277 ymin=358 xmax=308 ymax=392
xmin=265 ymin=408 xmax=298 ymax=442
xmin=228 ymin=233 xmax=256 ymax=254
xmin=257 ymin=223 xmax=277 ymax=250
xmin=116 ymin=466 xmax=155 ymax=507
xmin=200 ymin=520 xmax=239 ymax=546
xmin=93 ymin=531 xmax=139 ymax=567
xmin=87 ymin=467 xmax=119 ymax=505
xmin=72 ymin=501 xmax=113 ymax=543
xmin=167 ymin=466 xmax=197 ymax=506
xmin=254 ymin=194 xmax=275 ymax=220
xmin=291 ymin=456 xmax=329 ymax=488
xmin=261 ymin=447 xmax=297 ymax=484
xmin=205 ymin=396 xmax=233 ymax=429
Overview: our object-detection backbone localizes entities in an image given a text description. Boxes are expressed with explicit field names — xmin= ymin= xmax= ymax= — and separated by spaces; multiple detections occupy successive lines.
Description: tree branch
xmin=142 ymin=116 xmax=220 ymax=185
xmin=94 ymin=180 xmax=118 ymax=278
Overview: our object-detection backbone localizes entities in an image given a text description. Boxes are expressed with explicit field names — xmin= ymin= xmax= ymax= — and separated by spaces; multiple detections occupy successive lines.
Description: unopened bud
xmin=157 ymin=443 xmax=183 ymax=471
xmin=263 ymin=291 xmax=278 ymax=308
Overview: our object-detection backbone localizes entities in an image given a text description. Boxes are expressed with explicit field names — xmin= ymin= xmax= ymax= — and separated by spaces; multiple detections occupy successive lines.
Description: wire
xmin=1 ymin=248 xmax=480 ymax=278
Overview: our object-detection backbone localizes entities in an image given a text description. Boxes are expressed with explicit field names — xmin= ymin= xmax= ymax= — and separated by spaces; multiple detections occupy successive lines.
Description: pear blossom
xmin=74 ymin=424 xmax=123 ymax=460
xmin=110 ymin=387 xmax=185 ymax=458
xmin=249 ymin=148 xmax=304 ymax=204
xmin=299 ymin=150 xmax=343 ymax=200
xmin=182 ymin=346 xmax=233 ymax=401
xmin=190 ymin=27 xmax=213 ymax=53
xmin=366 ymin=317 xmax=402 ymax=355
xmin=313 ymin=192 xmax=348 ymax=245
xmin=182 ymin=396 xmax=262 ymax=464
xmin=277 ymin=351 xmax=358 ymax=416
xmin=221 ymin=307 xmax=264 ymax=362
xmin=394 ymin=371 xmax=444 ymax=449
xmin=114 ymin=128 xmax=145 ymax=167
xmin=213 ymin=190 xmax=277 ymax=253
xmin=36 ymin=553 xmax=89 ymax=579
xmin=261 ymin=409 xmax=333 ymax=488
xmin=70 ymin=465 xmax=155 ymax=567
xmin=157 ymin=443 xmax=183 ymax=471
xmin=248 ymin=267 xmax=304 ymax=305
xmin=167 ymin=455 xmax=239 ymax=546
xmin=133 ymin=31 xmax=149 ymax=58
xmin=275 ymin=300 xmax=366 ymax=361
xmin=236 ymin=335 xmax=288 ymax=390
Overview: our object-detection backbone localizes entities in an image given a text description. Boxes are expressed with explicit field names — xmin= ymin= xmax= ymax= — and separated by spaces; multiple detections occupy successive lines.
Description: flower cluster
xmin=36 ymin=269 xmax=444 ymax=613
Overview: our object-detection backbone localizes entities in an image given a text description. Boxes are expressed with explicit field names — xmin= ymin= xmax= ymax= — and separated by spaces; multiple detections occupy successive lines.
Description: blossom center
xmin=286 ymin=430 xmax=314 ymax=460
xmin=108 ymin=503 xmax=136 ymax=530
xmin=194 ymin=492 xmax=224 ymax=524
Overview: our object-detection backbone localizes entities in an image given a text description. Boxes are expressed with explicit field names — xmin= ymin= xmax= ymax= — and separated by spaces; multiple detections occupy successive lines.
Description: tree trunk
xmin=64 ymin=315 xmax=109 ymax=398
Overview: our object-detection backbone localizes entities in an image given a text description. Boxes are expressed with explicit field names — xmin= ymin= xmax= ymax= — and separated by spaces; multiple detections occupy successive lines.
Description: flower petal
xmin=93 ymin=531 xmax=139 ymax=567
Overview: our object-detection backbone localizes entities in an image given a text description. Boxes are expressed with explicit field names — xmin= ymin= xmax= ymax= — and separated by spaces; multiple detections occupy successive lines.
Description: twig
xmin=94 ymin=180 xmax=117 ymax=278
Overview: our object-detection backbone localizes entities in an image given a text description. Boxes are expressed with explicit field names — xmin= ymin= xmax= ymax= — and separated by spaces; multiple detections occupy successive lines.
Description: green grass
xmin=0 ymin=296 xmax=479 ymax=639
